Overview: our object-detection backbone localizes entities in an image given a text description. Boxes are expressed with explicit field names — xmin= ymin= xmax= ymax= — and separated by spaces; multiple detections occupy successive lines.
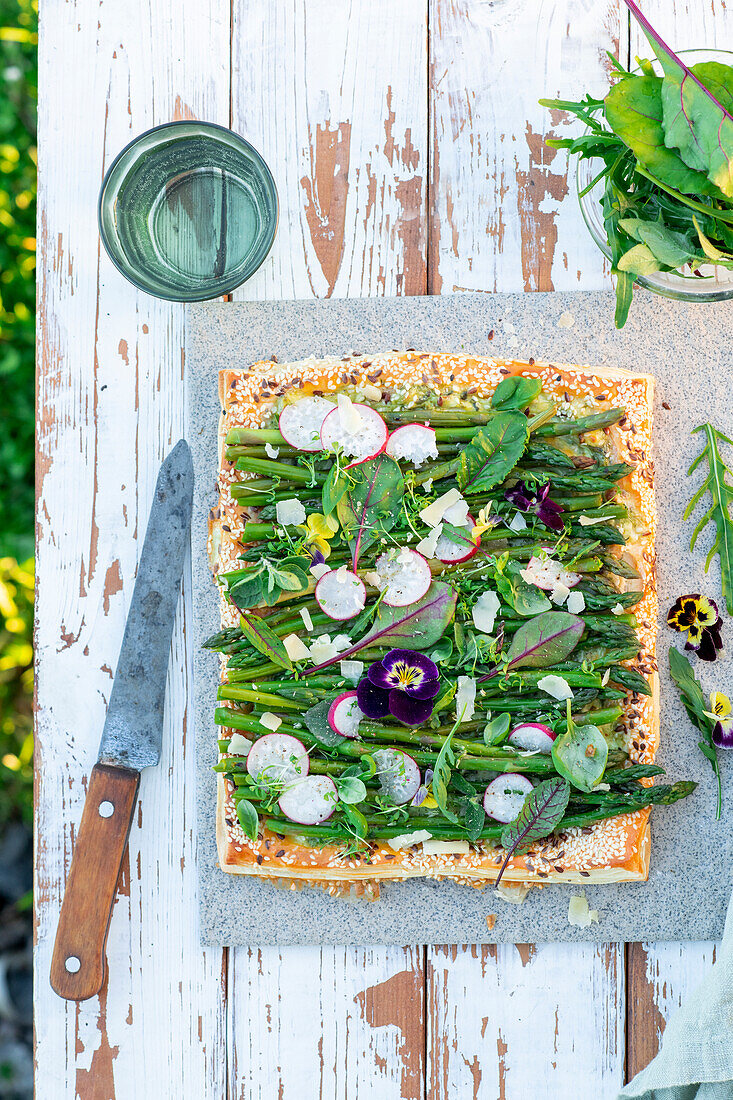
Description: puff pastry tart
xmin=205 ymin=351 xmax=690 ymax=893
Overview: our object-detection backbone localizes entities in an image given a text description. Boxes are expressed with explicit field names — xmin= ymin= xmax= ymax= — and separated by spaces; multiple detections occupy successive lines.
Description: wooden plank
xmin=623 ymin=0 xmax=732 ymax=1080
xmin=35 ymin=1 xmax=231 ymax=1096
xmin=226 ymin=2 xmax=428 ymax=1097
xmin=427 ymin=3 xmax=626 ymax=1096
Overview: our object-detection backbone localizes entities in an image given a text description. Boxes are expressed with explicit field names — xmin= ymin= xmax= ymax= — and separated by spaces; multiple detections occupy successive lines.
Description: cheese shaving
xmin=283 ymin=633 xmax=310 ymax=661
xmin=472 ymin=590 xmax=501 ymax=634
xmin=567 ymin=893 xmax=600 ymax=928
xmin=227 ymin=733 xmax=253 ymax=756
xmin=299 ymin=607 xmax=313 ymax=631
xmin=421 ymin=839 xmax=470 ymax=856
xmin=387 ymin=829 xmax=432 ymax=852
xmin=565 ymin=590 xmax=585 ymax=614
xmin=416 ymin=523 xmax=443 ymax=558
xmin=508 ymin=512 xmax=527 ymax=532
xmin=275 ymin=498 xmax=306 ymax=526
xmin=457 ymin=676 xmax=476 ymax=722
xmin=419 ymin=488 xmax=463 ymax=528
xmin=259 ymin=712 xmax=282 ymax=731
xmin=310 ymin=562 xmax=331 ymax=580
xmin=337 ymin=392 xmax=364 ymax=434
xmin=537 ymin=674 xmax=574 ymax=701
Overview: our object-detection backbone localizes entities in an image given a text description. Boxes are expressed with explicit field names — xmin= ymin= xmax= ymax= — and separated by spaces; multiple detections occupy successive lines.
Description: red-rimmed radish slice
xmin=520 ymin=555 xmax=580 ymax=591
xmin=319 ymin=401 xmax=388 ymax=461
xmin=279 ymin=396 xmax=334 ymax=451
xmin=246 ymin=733 xmax=309 ymax=784
xmin=278 ymin=775 xmax=337 ymax=825
xmin=373 ymin=748 xmax=421 ymax=806
xmin=483 ymin=773 xmax=533 ymax=823
xmin=315 ymin=568 xmax=366 ymax=620
xmin=385 ymin=423 xmax=438 ymax=467
xmin=374 ymin=548 xmax=432 ymax=607
xmin=434 ymin=515 xmax=479 ymax=563
xmin=327 ymin=691 xmax=363 ymax=739
xmin=507 ymin=722 xmax=556 ymax=754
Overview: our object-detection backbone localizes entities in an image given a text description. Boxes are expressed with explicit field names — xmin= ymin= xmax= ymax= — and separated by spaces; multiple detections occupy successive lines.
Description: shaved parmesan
xmin=363 ymin=571 xmax=381 ymax=587
xmin=494 ymin=883 xmax=530 ymax=905
xmin=299 ymin=607 xmax=313 ymax=631
xmin=337 ymin=392 xmax=364 ymax=435
xmin=601 ymin=668 xmax=610 ymax=686
xmin=340 ymin=660 xmax=364 ymax=683
xmin=566 ymin=590 xmax=585 ymax=614
xmin=422 ymin=478 xmax=433 ymax=493
xmin=259 ymin=712 xmax=282 ymax=731
xmin=550 ymin=583 xmax=571 ymax=605
xmin=276 ymin=498 xmax=306 ymax=526
xmin=308 ymin=633 xmax=352 ymax=664
xmin=578 ymin=514 xmax=615 ymax=526
xmin=568 ymin=893 xmax=599 ymax=928
xmin=227 ymin=733 xmax=253 ymax=756
xmin=283 ymin=633 xmax=310 ymax=661
xmin=361 ymin=383 xmax=382 ymax=402
xmin=419 ymin=488 xmax=463 ymax=528
xmin=310 ymin=562 xmax=331 ymax=580
xmin=387 ymin=829 xmax=432 ymax=852
xmin=508 ymin=512 xmax=527 ymax=531
xmin=537 ymin=675 xmax=574 ymax=701
xmin=611 ymin=603 xmax=625 ymax=615
xmin=416 ymin=523 xmax=443 ymax=558
xmin=457 ymin=676 xmax=476 ymax=722
xmin=421 ymin=839 xmax=470 ymax=856
xmin=264 ymin=442 xmax=280 ymax=459
xmin=472 ymin=590 xmax=501 ymax=634
xmin=443 ymin=497 xmax=470 ymax=527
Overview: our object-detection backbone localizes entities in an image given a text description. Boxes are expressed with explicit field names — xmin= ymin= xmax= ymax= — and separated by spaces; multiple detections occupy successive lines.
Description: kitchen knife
xmin=50 ymin=439 xmax=193 ymax=1001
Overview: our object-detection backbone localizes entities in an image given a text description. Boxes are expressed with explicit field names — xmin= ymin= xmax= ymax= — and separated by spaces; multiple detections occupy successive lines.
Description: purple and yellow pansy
xmin=356 ymin=648 xmax=440 ymax=727
xmin=667 ymin=593 xmax=723 ymax=662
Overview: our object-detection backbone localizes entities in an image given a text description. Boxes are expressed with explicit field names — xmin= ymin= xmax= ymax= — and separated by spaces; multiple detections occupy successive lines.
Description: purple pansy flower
xmin=356 ymin=648 xmax=440 ymax=728
xmin=504 ymin=480 xmax=565 ymax=531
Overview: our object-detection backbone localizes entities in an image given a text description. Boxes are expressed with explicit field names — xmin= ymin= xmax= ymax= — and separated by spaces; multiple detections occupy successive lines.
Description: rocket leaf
xmin=495 ymin=778 xmax=570 ymax=886
xmin=684 ymin=423 xmax=733 ymax=616
xmin=304 ymin=581 xmax=457 ymax=674
xmin=457 ymin=412 xmax=528 ymax=494
xmin=669 ymin=647 xmax=722 ymax=819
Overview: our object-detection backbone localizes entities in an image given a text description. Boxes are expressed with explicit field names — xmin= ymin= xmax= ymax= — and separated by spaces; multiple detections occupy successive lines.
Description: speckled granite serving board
xmin=186 ymin=290 xmax=733 ymax=945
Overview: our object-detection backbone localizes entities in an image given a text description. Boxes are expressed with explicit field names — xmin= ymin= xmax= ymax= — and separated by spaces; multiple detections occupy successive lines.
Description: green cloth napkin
xmin=618 ymin=894 xmax=733 ymax=1100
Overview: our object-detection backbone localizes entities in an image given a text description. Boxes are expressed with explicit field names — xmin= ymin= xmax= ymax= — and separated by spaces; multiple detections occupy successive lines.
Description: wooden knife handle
xmin=50 ymin=763 xmax=140 ymax=1001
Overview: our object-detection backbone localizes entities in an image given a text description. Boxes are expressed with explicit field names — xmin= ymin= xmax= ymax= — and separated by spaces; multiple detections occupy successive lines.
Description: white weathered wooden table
xmin=35 ymin=2 xmax=726 ymax=1096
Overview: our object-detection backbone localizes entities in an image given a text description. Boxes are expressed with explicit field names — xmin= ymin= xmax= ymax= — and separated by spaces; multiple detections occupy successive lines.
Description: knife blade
xmin=50 ymin=440 xmax=193 ymax=1001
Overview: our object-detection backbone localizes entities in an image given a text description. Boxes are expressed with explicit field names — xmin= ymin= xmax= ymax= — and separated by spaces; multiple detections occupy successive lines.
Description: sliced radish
xmin=373 ymin=748 xmax=421 ymax=806
xmin=520 ymin=555 xmax=580 ymax=591
xmin=315 ymin=568 xmax=366 ymax=620
xmin=278 ymin=775 xmax=337 ymax=825
xmin=246 ymin=733 xmax=309 ymax=784
xmin=434 ymin=515 xmax=479 ymax=563
xmin=385 ymin=424 xmax=439 ymax=467
xmin=279 ymin=396 xmax=334 ymax=451
xmin=320 ymin=402 xmax=388 ymax=461
xmin=483 ymin=773 xmax=534 ymax=823
xmin=374 ymin=548 xmax=432 ymax=607
xmin=328 ymin=691 xmax=364 ymax=739
xmin=508 ymin=722 xmax=556 ymax=754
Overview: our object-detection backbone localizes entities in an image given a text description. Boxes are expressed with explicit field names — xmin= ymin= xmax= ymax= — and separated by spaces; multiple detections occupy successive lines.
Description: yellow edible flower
xmin=472 ymin=505 xmax=494 ymax=540
xmin=704 ymin=691 xmax=732 ymax=723
xmin=299 ymin=512 xmax=338 ymax=559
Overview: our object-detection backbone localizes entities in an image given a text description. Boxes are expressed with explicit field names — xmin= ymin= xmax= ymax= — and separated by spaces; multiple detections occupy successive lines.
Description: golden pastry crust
xmin=210 ymin=352 xmax=657 ymax=887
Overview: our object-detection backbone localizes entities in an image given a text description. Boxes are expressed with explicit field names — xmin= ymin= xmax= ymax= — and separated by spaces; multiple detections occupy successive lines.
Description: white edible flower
xmin=611 ymin=603 xmax=625 ymax=615
xmin=421 ymin=839 xmax=470 ymax=856
xmin=340 ymin=660 xmax=364 ymax=682
xmin=568 ymin=893 xmax=600 ymax=928
xmin=456 ymin=676 xmax=476 ymax=722
xmin=537 ymin=674 xmax=574 ymax=701
xmin=566 ymin=590 xmax=585 ymax=614
xmin=508 ymin=512 xmax=527 ymax=532
xmin=310 ymin=562 xmax=331 ymax=580
xmin=227 ymin=733 xmax=252 ymax=756
xmin=264 ymin=442 xmax=280 ymax=459
xmin=416 ymin=522 xmax=443 ymax=558
xmin=550 ymin=583 xmax=571 ymax=606
xmin=299 ymin=607 xmax=313 ymax=631
xmin=275 ymin=498 xmax=306 ymax=526
xmin=259 ymin=712 xmax=282 ymax=731
xmin=387 ymin=829 xmax=432 ymax=852
xmin=283 ymin=633 xmax=311 ymax=661
xmin=472 ymin=590 xmax=501 ymax=634
xmin=419 ymin=488 xmax=464 ymax=528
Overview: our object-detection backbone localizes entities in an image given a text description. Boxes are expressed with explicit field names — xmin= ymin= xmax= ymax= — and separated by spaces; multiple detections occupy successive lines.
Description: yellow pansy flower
xmin=704 ymin=692 xmax=732 ymax=723
xmin=472 ymin=505 xmax=495 ymax=540
xmin=299 ymin=512 xmax=338 ymax=559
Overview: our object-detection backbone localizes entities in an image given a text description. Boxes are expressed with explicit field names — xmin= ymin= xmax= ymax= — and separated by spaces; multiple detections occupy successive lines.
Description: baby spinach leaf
xmin=337 ymin=454 xmax=403 ymax=569
xmin=491 ymin=376 xmax=542 ymax=411
xmin=617 ymin=243 xmax=663 ymax=277
xmin=305 ymin=582 xmax=457 ymax=673
xmin=495 ymin=778 xmax=570 ymax=886
xmin=498 ymin=611 xmax=585 ymax=676
xmin=336 ymin=775 xmax=368 ymax=804
xmin=238 ymin=610 xmax=294 ymax=671
xmin=624 ymin=0 xmax=733 ymax=195
xmin=605 ymin=74 xmax=725 ymax=197
xmin=457 ymin=412 xmax=528 ymax=494
xmin=483 ymin=712 xmax=512 ymax=746
xmin=236 ymin=799 xmax=259 ymax=842
xmin=551 ymin=705 xmax=608 ymax=793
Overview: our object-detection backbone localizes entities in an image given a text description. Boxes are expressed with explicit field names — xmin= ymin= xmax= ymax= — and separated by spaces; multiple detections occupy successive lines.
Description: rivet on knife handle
xmin=50 ymin=763 xmax=140 ymax=1001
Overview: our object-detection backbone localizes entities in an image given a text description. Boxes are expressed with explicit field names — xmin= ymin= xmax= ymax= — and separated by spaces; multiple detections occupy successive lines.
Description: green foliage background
xmin=0 ymin=0 xmax=36 ymax=826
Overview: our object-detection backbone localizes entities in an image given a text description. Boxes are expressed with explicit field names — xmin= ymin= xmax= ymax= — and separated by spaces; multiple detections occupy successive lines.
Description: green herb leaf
xmin=228 ymin=570 xmax=266 ymax=611
xmin=236 ymin=799 xmax=259 ymax=842
xmin=499 ymin=611 xmax=585 ymax=675
xmin=341 ymin=803 xmax=368 ymax=838
xmin=551 ymin=720 xmax=608 ymax=793
xmin=336 ymin=454 xmax=404 ymax=569
xmin=457 ymin=412 xmax=529 ymax=493
xmin=495 ymin=778 xmax=570 ymax=886
xmin=322 ymin=463 xmax=349 ymax=519
xmin=460 ymin=797 xmax=486 ymax=842
xmin=483 ymin=713 xmax=512 ymax=746
xmin=669 ymin=646 xmax=722 ymax=818
xmin=491 ymin=376 xmax=542 ymax=411
xmin=684 ymin=422 xmax=733 ymax=615
xmin=238 ymin=611 xmax=294 ymax=671
xmin=305 ymin=581 xmax=457 ymax=673
xmin=618 ymin=217 xmax=695 ymax=268
xmin=493 ymin=555 xmax=551 ymax=617
xmin=617 ymin=242 xmax=662 ymax=276
xmin=336 ymin=775 xmax=368 ymax=804
xmin=432 ymin=729 xmax=459 ymax=824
